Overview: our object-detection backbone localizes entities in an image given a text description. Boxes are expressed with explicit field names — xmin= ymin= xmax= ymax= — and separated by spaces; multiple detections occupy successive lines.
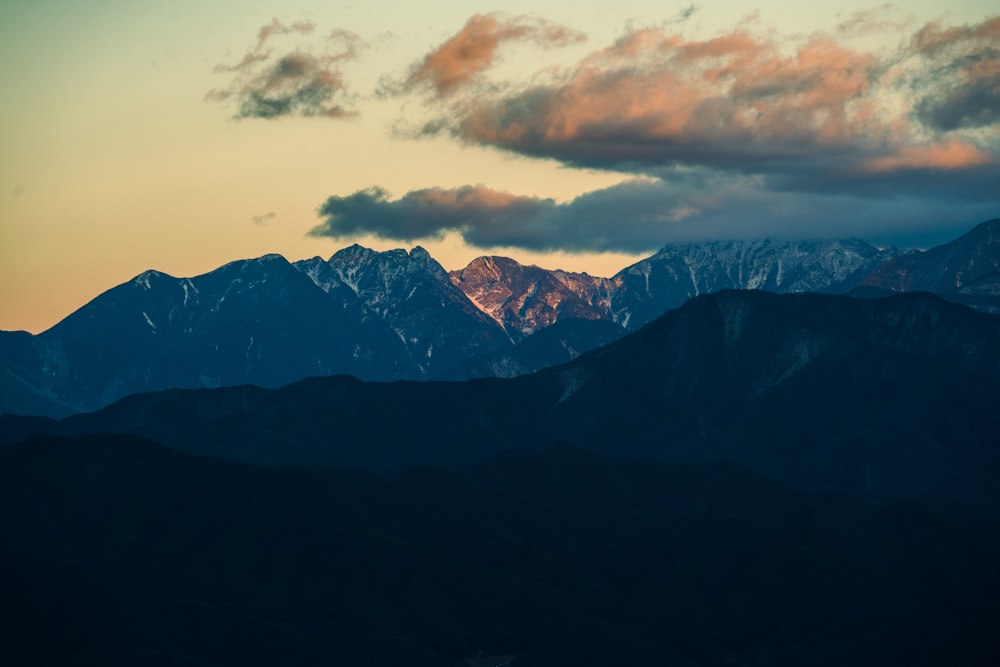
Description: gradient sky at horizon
xmin=2 ymin=1 xmax=998 ymax=333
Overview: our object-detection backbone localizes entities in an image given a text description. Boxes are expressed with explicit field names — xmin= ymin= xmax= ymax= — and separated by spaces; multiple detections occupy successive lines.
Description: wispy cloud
xmin=835 ymin=4 xmax=911 ymax=38
xmin=252 ymin=211 xmax=277 ymax=225
xmin=207 ymin=19 xmax=364 ymax=120
xmin=385 ymin=13 xmax=584 ymax=97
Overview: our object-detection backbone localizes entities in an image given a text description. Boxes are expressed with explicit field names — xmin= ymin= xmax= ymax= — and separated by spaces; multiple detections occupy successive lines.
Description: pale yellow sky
xmin=1 ymin=1 xmax=998 ymax=332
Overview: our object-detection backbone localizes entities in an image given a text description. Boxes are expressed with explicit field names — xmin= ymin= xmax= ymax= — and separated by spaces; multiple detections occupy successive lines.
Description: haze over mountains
xmin=3 ymin=218 xmax=999 ymax=418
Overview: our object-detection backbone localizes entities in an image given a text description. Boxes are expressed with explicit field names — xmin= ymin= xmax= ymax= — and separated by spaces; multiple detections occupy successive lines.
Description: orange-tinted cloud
xmin=866 ymin=138 xmax=995 ymax=172
xmin=402 ymin=13 xmax=584 ymax=96
xmin=410 ymin=14 xmax=998 ymax=191
xmin=912 ymin=16 xmax=1000 ymax=54
xmin=448 ymin=24 xmax=884 ymax=172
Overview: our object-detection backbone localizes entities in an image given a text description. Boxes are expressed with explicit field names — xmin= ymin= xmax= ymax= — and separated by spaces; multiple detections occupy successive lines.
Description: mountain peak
xmin=450 ymin=255 xmax=614 ymax=339
xmin=132 ymin=269 xmax=170 ymax=290
xmin=329 ymin=243 xmax=377 ymax=263
xmin=860 ymin=217 xmax=1000 ymax=293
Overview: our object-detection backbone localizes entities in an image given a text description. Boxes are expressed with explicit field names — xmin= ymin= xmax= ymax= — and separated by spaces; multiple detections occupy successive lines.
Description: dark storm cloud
xmin=207 ymin=19 xmax=364 ymax=120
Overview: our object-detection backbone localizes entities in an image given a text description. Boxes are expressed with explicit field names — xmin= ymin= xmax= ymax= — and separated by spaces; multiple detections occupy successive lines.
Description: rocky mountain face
xmin=448 ymin=256 xmax=613 ymax=341
xmin=297 ymin=245 xmax=510 ymax=376
xmin=448 ymin=239 xmax=899 ymax=335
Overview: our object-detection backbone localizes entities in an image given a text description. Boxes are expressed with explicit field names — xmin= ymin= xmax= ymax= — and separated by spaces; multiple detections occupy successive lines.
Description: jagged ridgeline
xmin=1 ymin=218 xmax=998 ymax=417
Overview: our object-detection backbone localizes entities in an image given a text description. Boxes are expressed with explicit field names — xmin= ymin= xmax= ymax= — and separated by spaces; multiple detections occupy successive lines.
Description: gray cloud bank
xmin=310 ymin=178 xmax=999 ymax=253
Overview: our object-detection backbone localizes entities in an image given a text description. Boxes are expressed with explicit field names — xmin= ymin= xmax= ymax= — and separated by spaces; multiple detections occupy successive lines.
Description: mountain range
xmin=7 ymin=288 xmax=999 ymax=505
xmin=3 ymin=218 xmax=998 ymax=418
xmin=4 ymin=287 xmax=1000 ymax=664
xmin=4 ymin=222 xmax=1000 ymax=665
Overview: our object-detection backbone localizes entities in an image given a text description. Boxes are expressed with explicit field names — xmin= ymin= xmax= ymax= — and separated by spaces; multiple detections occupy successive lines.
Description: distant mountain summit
xmin=609 ymin=238 xmax=899 ymax=329
xmin=860 ymin=218 xmax=1000 ymax=296
xmin=449 ymin=256 xmax=613 ymax=340
xmin=0 ymin=247 xmax=511 ymax=417
xmin=297 ymin=245 xmax=509 ymax=375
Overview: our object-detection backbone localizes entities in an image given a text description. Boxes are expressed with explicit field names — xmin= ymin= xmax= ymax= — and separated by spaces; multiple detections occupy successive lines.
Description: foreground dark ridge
xmin=3 ymin=435 xmax=998 ymax=667
xmin=6 ymin=290 xmax=1000 ymax=505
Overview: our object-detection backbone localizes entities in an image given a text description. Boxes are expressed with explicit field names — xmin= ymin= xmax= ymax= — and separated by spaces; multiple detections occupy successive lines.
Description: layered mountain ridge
xmin=2 ymin=218 xmax=999 ymax=418
xmin=5 ymin=222 xmax=1000 ymax=667
xmin=8 ymin=289 xmax=1000 ymax=505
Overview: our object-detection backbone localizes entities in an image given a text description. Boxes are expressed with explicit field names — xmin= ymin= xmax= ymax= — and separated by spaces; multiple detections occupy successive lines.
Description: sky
xmin=1 ymin=1 xmax=998 ymax=333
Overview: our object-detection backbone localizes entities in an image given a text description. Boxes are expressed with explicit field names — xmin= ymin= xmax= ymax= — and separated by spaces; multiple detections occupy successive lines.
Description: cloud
xmin=676 ymin=5 xmax=700 ymax=23
xmin=256 ymin=17 xmax=315 ymax=47
xmin=309 ymin=175 xmax=1000 ymax=254
xmin=391 ymin=13 xmax=584 ymax=97
xmin=252 ymin=211 xmax=277 ymax=225
xmin=208 ymin=19 xmax=364 ymax=119
xmin=864 ymin=137 xmax=995 ymax=172
xmin=440 ymin=26 xmax=887 ymax=172
xmin=836 ymin=4 xmax=911 ymax=39
xmin=298 ymin=13 xmax=1000 ymax=255
xmin=311 ymin=185 xmax=560 ymax=246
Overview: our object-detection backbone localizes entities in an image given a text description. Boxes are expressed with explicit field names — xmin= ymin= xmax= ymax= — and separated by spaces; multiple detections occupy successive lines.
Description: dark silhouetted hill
xmin=3 ymin=434 xmax=998 ymax=666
